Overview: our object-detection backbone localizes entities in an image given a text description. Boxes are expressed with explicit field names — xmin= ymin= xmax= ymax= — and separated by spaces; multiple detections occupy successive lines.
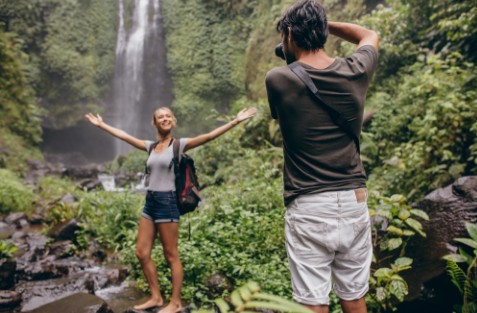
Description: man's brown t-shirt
xmin=265 ymin=45 xmax=378 ymax=206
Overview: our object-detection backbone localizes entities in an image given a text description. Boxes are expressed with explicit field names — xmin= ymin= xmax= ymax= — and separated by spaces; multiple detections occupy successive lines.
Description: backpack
xmin=169 ymin=139 xmax=201 ymax=215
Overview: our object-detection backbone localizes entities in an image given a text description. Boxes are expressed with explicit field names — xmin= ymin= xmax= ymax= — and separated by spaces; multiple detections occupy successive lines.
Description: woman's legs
xmin=134 ymin=217 xmax=164 ymax=310
xmin=158 ymin=222 xmax=183 ymax=313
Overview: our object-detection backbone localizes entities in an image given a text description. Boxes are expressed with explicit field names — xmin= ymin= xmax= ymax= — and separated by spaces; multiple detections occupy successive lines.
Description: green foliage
xmin=38 ymin=176 xmax=77 ymax=201
xmin=369 ymin=257 xmax=413 ymax=312
xmin=0 ymin=0 xmax=116 ymax=129
xmin=443 ymin=222 xmax=477 ymax=313
xmin=0 ymin=31 xmax=43 ymax=172
xmin=198 ymin=281 xmax=312 ymax=313
xmin=0 ymin=169 xmax=36 ymax=214
xmin=108 ymin=149 xmax=148 ymax=176
xmin=366 ymin=55 xmax=477 ymax=200
xmin=366 ymin=191 xmax=428 ymax=311
xmin=0 ymin=31 xmax=42 ymax=144
xmin=74 ymin=190 xmax=144 ymax=251
xmin=0 ymin=240 xmax=18 ymax=259
xmin=369 ymin=192 xmax=428 ymax=253
xmin=161 ymin=0 xmax=254 ymax=135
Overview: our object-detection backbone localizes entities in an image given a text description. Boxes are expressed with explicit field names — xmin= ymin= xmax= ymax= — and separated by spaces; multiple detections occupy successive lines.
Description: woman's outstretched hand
xmin=85 ymin=113 xmax=104 ymax=127
xmin=236 ymin=107 xmax=258 ymax=123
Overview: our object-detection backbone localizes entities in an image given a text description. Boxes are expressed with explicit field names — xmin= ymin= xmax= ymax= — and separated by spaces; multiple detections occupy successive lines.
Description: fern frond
xmin=447 ymin=260 xmax=467 ymax=295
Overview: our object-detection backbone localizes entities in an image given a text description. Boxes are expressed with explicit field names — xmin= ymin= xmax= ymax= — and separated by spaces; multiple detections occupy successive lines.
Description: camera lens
xmin=275 ymin=43 xmax=285 ymax=60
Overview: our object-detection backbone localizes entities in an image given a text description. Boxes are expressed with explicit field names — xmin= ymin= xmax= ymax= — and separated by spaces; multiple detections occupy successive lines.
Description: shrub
xmin=0 ymin=169 xmax=36 ymax=214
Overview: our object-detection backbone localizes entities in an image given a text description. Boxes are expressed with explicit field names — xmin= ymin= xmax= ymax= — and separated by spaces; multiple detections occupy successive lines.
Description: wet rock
xmin=0 ymin=290 xmax=21 ymax=311
xmin=29 ymin=213 xmax=44 ymax=224
xmin=91 ymin=249 xmax=107 ymax=263
xmin=25 ymin=292 xmax=113 ymax=313
xmin=49 ymin=240 xmax=74 ymax=259
xmin=16 ymin=273 xmax=96 ymax=311
xmin=19 ymin=218 xmax=30 ymax=228
xmin=0 ymin=258 xmax=16 ymax=289
xmin=48 ymin=219 xmax=82 ymax=241
xmin=205 ymin=273 xmax=233 ymax=299
xmin=402 ymin=176 xmax=477 ymax=302
xmin=5 ymin=212 xmax=26 ymax=226
xmin=79 ymin=179 xmax=103 ymax=191
xmin=0 ymin=221 xmax=15 ymax=239
xmin=20 ymin=234 xmax=50 ymax=262
xmin=105 ymin=267 xmax=129 ymax=286
xmin=11 ymin=230 xmax=27 ymax=243
xmin=60 ymin=193 xmax=76 ymax=204
xmin=17 ymin=258 xmax=70 ymax=281
xmin=63 ymin=164 xmax=105 ymax=180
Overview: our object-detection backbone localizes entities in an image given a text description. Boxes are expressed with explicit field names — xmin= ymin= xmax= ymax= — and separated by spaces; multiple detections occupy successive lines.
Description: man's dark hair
xmin=276 ymin=0 xmax=328 ymax=51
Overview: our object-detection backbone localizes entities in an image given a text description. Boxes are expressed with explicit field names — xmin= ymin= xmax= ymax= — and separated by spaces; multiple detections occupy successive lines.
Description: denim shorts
xmin=285 ymin=189 xmax=372 ymax=305
xmin=142 ymin=190 xmax=180 ymax=223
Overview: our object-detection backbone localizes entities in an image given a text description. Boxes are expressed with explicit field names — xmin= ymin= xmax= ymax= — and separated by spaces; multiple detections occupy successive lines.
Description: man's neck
xmin=296 ymin=49 xmax=335 ymax=70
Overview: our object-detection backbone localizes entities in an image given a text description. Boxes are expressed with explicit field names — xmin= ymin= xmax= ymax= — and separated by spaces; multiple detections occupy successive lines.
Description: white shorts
xmin=285 ymin=189 xmax=372 ymax=306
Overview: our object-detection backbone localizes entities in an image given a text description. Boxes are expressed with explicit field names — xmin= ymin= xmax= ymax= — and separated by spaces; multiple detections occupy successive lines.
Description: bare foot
xmin=133 ymin=297 xmax=164 ymax=311
xmin=158 ymin=301 xmax=182 ymax=313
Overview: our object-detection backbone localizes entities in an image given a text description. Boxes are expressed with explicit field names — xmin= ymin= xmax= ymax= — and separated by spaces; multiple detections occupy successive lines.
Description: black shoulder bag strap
xmin=169 ymin=138 xmax=181 ymax=170
xmin=288 ymin=62 xmax=361 ymax=154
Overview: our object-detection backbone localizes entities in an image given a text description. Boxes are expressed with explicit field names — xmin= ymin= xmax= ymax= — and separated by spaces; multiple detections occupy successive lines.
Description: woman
xmin=85 ymin=106 xmax=257 ymax=313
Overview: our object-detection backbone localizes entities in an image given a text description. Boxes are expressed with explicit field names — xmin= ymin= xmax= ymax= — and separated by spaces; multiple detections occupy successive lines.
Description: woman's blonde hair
xmin=152 ymin=107 xmax=177 ymax=127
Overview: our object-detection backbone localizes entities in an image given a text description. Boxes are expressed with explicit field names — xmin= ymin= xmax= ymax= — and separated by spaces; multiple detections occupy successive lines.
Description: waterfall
xmin=41 ymin=0 xmax=172 ymax=164
xmin=109 ymin=0 xmax=173 ymax=155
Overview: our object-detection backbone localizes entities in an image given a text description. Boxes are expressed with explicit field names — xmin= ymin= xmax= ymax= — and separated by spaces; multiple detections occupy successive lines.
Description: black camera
xmin=275 ymin=43 xmax=285 ymax=60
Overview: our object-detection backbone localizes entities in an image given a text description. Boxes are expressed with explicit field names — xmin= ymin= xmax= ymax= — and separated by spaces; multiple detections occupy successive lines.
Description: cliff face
xmin=160 ymin=0 xmax=379 ymax=135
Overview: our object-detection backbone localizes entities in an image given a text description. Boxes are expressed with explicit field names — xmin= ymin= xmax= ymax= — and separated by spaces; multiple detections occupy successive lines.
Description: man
xmin=265 ymin=1 xmax=378 ymax=312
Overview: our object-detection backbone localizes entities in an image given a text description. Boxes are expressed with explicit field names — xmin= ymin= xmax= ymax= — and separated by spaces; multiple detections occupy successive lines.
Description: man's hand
xmin=328 ymin=21 xmax=378 ymax=51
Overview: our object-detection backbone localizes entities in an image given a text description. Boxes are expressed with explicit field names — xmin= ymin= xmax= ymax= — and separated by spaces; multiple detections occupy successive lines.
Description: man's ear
xmin=288 ymin=27 xmax=293 ymax=44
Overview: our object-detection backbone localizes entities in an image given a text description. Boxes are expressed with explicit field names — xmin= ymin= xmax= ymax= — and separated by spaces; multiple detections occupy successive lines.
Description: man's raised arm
xmin=328 ymin=21 xmax=379 ymax=51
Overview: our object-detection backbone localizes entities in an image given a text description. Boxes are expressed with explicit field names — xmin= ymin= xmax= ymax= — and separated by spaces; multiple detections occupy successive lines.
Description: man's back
xmin=265 ymin=45 xmax=378 ymax=205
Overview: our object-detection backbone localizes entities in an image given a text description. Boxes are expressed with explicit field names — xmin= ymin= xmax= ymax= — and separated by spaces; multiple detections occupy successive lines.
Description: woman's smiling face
xmin=153 ymin=108 xmax=176 ymax=132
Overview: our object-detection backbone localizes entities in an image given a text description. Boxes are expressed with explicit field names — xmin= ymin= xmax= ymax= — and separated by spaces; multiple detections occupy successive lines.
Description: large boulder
xmin=399 ymin=176 xmax=477 ymax=310
xmin=25 ymin=293 xmax=113 ymax=313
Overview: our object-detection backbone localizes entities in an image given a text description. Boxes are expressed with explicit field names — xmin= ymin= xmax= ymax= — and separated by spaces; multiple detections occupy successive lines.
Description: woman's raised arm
xmin=184 ymin=107 xmax=257 ymax=152
xmin=85 ymin=113 xmax=147 ymax=151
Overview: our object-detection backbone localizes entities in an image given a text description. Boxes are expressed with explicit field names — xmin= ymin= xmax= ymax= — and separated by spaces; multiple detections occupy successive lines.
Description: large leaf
xmin=410 ymin=209 xmax=429 ymax=221
xmin=387 ymin=238 xmax=403 ymax=251
xmin=442 ymin=253 xmax=468 ymax=263
xmin=455 ymin=238 xmax=477 ymax=249
xmin=405 ymin=218 xmax=426 ymax=237
xmin=465 ymin=222 xmax=477 ymax=242
xmin=389 ymin=280 xmax=408 ymax=302
xmin=394 ymin=257 xmax=413 ymax=268
xmin=398 ymin=209 xmax=411 ymax=220
xmin=374 ymin=268 xmax=393 ymax=278
xmin=386 ymin=225 xmax=404 ymax=236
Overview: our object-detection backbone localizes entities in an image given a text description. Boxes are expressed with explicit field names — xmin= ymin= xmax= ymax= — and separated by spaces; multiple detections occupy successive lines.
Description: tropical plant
xmin=0 ymin=169 xmax=37 ymax=213
xmin=368 ymin=257 xmax=413 ymax=312
xmin=443 ymin=222 xmax=477 ymax=313
xmin=367 ymin=191 xmax=428 ymax=311
xmin=0 ymin=240 xmax=18 ymax=259
xmin=195 ymin=281 xmax=312 ymax=313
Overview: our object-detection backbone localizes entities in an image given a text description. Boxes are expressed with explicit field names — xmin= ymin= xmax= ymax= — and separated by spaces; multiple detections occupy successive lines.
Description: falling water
xmin=109 ymin=0 xmax=173 ymax=155
xmin=41 ymin=0 xmax=172 ymax=164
